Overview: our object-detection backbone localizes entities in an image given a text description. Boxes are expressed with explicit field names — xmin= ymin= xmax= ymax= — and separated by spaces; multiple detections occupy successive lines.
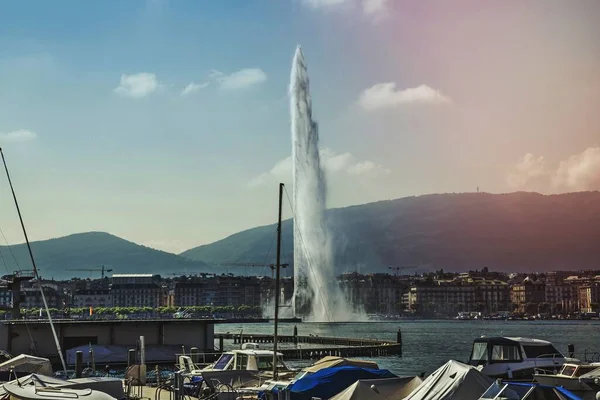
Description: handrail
xmin=34 ymin=387 xmax=86 ymax=398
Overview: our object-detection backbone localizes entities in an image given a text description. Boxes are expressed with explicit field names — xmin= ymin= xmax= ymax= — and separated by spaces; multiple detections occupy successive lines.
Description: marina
xmin=1 ymin=0 xmax=599 ymax=398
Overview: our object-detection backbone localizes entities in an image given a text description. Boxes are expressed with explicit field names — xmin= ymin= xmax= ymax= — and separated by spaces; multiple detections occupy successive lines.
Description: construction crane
xmin=64 ymin=265 xmax=113 ymax=279
xmin=218 ymin=263 xmax=289 ymax=278
xmin=388 ymin=265 xmax=421 ymax=276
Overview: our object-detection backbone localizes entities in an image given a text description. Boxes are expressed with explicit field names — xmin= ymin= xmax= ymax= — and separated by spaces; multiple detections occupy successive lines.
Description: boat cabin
xmin=555 ymin=363 xmax=600 ymax=378
xmin=468 ymin=337 xmax=565 ymax=379
xmin=207 ymin=347 xmax=287 ymax=372
xmin=469 ymin=337 xmax=563 ymax=366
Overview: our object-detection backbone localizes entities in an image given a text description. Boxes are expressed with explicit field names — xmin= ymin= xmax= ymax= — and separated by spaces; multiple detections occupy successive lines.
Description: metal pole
xmin=0 ymin=149 xmax=67 ymax=374
xmin=273 ymin=183 xmax=283 ymax=379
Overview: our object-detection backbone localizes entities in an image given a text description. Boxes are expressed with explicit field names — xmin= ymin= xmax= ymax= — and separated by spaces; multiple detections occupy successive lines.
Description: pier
xmin=217 ymin=332 xmax=403 ymax=358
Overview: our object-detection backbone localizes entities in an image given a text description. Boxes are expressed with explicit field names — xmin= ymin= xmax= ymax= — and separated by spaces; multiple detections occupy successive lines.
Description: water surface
xmin=216 ymin=320 xmax=600 ymax=376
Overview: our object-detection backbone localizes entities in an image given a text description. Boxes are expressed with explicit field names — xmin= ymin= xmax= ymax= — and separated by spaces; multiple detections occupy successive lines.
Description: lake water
xmin=216 ymin=320 xmax=600 ymax=376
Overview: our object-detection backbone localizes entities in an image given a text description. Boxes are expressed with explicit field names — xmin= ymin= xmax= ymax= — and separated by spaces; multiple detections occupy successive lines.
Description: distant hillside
xmin=180 ymin=191 xmax=600 ymax=274
xmin=0 ymin=232 xmax=226 ymax=280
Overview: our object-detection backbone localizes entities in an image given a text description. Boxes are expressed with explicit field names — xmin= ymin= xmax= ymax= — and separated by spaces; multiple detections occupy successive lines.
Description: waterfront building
xmin=510 ymin=277 xmax=545 ymax=313
xmin=21 ymin=285 xmax=61 ymax=309
xmin=111 ymin=273 xmax=163 ymax=308
xmin=544 ymin=282 xmax=578 ymax=314
xmin=173 ymin=275 xmax=265 ymax=308
xmin=407 ymin=276 xmax=509 ymax=315
xmin=578 ymin=283 xmax=600 ymax=313
xmin=338 ymin=272 xmax=410 ymax=314
xmin=72 ymin=289 xmax=113 ymax=308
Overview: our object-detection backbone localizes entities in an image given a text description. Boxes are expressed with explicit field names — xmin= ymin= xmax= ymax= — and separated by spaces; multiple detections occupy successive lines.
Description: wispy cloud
xmin=359 ymin=83 xmax=452 ymax=111
xmin=114 ymin=73 xmax=159 ymax=98
xmin=303 ymin=0 xmax=391 ymax=20
xmin=506 ymin=153 xmax=547 ymax=190
xmin=211 ymin=68 xmax=267 ymax=90
xmin=249 ymin=148 xmax=389 ymax=187
xmin=553 ymin=147 xmax=600 ymax=191
xmin=506 ymin=147 xmax=600 ymax=192
xmin=362 ymin=0 xmax=392 ymax=20
xmin=181 ymin=81 xmax=209 ymax=96
xmin=303 ymin=0 xmax=350 ymax=8
xmin=0 ymin=129 xmax=37 ymax=143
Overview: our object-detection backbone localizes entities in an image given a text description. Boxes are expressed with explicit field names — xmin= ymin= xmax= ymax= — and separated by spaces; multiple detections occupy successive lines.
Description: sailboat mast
xmin=0 ymin=148 xmax=68 ymax=373
xmin=272 ymin=182 xmax=283 ymax=379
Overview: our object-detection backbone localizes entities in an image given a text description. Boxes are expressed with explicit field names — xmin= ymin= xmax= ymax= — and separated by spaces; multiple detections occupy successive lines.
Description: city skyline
xmin=0 ymin=0 xmax=598 ymax=253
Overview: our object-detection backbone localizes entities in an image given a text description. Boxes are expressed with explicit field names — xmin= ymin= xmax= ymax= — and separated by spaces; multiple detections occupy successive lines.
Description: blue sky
xmin=0 ymin=0 xmax=599 ymax=252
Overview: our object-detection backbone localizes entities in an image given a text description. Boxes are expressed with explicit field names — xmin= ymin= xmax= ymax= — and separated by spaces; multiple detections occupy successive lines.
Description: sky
xmin=0 ymin=0 xmax=599 ymax=253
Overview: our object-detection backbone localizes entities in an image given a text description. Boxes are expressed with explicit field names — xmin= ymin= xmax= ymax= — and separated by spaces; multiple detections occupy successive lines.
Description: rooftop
xmin=112 ymin=274 xmax=154 ymax=278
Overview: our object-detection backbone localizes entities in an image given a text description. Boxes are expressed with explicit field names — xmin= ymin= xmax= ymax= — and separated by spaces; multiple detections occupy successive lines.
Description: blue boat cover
xmin=289 ymin=366 xmax=397 ymax=400
xmin=505 ymin=382 xmax=583 ymax=400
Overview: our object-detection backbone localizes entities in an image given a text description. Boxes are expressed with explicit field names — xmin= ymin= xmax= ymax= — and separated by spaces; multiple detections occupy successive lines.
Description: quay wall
xmin=0 ymin=319 xmax=216 ymax=360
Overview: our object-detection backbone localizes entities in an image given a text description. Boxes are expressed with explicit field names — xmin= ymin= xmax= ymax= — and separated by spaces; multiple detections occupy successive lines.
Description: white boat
xmin=1 ymin=378 xmax=118 ymax=400
xmin=0 ymin=354 xmax=53 ymax=377
xmin=468 ymin=337 xmax=569 ymax=379
xmin=534 ymin=362 xmax=600 ymax=399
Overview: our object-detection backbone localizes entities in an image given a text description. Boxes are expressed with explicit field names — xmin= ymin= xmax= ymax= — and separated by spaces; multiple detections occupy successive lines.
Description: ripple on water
xmin=216 ymin=320 xmax=600 ymax=376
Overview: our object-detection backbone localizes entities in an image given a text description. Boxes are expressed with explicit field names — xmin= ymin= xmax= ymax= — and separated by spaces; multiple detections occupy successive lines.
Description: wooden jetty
xmin=215 ymin=332 xmax=403 ymax=359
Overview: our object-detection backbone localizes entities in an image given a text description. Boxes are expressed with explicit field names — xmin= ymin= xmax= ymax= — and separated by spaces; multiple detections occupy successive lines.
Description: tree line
xmin=0 ymin=305 xmax=264 ymax=316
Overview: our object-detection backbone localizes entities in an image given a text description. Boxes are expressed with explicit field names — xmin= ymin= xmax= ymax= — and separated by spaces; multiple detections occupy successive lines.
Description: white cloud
xmin=114 ymin=73 xmax=159 ymax=98
xmin=359 ymin=83 xmax=452 ymax=110
xmin=552 ymin=147 xmax=600 ymax=191
xmin=506 ymin=147 xmax=600 ymax=192
xmin=302 ymin=0 xmax=391 ymax=20
xmin=0 ymin=130 xmax=37 ymax=143
xmin=212 ymin=68 xmax=267 ymax=90
xmin=303 ymin=0 xmax=350 ymax=8
xmin=348 ymin=160 xmax=390 ymax=175
xmin=506 ymin=153 xmax=547 ymax=189
xmin=181 ymin=81 xmax=209 ymax=96
xmin=249 ymin=148 xmax=389 ymax=187
xmin=362 ymin=0 xmax=392 ymax=19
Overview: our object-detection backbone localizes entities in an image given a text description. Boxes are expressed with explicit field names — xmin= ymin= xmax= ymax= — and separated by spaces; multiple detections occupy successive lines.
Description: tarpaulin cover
xmin=289 ymin=366 xmax=397 ymax=400
xmin=404 ymin=360 xmax=493 ymax=400
xmin=330 ymin=376 xmax=424 ymax=400
xmin=0 ymin=354 xmax=53 ymax=376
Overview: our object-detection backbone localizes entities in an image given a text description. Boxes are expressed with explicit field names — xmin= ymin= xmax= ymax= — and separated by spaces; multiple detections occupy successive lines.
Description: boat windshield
xmin=491 ymin=344 xmax=521 ymax=362
xmin=575 ymin=366 xmax=599 ymax=377
xmin=213 ymin=353 xmax=234 ymax=370
xmin=560 ymin=365 xmax=577 ymax=377
xmin=470 ymin=342 xmax=489 ymax=365
xmin=256 ymin=356 xmax=287 ymax=371
xmin=522 ymin=344 xmax=561 ymax=359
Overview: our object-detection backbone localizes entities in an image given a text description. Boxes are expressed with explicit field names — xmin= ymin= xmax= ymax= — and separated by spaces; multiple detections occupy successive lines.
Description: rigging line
xmin=0 ymin=148 xmax=67 ymax=374
xmin=283 ymin=186 xmax=339 ymax=331
xmin=0 ymin=225 xmax=21 ymax=270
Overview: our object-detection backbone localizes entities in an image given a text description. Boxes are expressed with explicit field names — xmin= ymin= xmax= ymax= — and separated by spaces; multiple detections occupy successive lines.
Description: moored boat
xmin=468 ymin=336 xmax=569 ymax=379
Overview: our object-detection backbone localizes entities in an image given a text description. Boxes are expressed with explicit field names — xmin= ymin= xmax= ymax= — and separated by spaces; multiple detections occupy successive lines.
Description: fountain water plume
xmin=290 ymin=46 xmax=363 ymax=322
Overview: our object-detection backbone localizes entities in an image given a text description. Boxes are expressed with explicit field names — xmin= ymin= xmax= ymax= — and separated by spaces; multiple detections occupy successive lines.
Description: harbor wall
xmin=0 ymin=319 xmax=215 ymax=361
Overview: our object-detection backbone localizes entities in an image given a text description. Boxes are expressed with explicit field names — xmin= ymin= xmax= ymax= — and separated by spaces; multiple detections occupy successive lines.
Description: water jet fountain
xmin=290 ymin=46 xmax=363 ymax=322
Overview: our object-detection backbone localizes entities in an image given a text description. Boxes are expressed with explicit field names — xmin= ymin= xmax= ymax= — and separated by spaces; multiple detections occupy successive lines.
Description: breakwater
xmin=216 ymin=332 xmax=403 ymax=358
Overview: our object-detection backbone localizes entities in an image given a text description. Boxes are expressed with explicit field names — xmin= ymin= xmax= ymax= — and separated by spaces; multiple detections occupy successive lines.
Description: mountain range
xmin=1 ymin=191 xmax=599 ymax=280
xmin=181 ymin=191 xmax=600 ymax=274
xmin=0 ymin=232 xmax=231 ymax=280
